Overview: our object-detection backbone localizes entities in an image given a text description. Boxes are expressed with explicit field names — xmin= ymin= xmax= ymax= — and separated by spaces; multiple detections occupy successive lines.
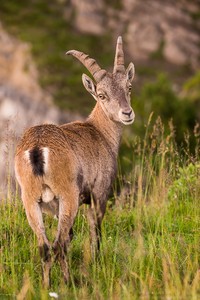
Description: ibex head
xmin=66 ymin=36 xmax=135 ymax=125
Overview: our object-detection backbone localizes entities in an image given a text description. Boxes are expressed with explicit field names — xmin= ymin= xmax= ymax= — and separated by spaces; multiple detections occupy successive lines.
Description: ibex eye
xmin=98 ymin=94 xmax=105 ymax=100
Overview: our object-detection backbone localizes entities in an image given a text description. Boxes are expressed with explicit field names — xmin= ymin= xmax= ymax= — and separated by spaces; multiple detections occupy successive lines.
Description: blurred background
xmin=0 ymin=0 xmax=200 ymax=195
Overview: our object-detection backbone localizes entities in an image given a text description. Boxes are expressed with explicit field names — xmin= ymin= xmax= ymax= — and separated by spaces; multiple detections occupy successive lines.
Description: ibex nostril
xmin=122 ymin=110 xmax=132 ymax=118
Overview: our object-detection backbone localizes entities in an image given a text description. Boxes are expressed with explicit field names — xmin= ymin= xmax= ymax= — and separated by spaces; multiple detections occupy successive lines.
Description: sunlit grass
xmin=0 ymin=118 xmax=199 ymax=299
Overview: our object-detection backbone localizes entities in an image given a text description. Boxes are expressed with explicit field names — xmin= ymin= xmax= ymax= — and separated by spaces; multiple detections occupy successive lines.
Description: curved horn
xmin=113 ymin=36 xmax=125 ymax=73
xmin=66 ymin=50 xmax=106 ymax=82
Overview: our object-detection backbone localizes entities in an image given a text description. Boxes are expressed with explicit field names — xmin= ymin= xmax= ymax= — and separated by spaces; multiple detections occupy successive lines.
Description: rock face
xmin=71 ymin=0 xmax=105 ymax=35
xmin=70 ymin=0 xmax=200 ymax=70
xmin=125 ymin=0 xmax=200 ymax=69
xmin=0 ymin=23 xmax=46 ymax=101
xmin=0 ymin=23 xmax=77 ymax=198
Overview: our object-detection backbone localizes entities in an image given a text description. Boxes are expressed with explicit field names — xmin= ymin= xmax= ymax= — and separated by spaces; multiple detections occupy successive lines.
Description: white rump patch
xmin=42 ymin=147 xmax=49 ymax=173
xmin=24 ymin=150 xmax=30 ymax=162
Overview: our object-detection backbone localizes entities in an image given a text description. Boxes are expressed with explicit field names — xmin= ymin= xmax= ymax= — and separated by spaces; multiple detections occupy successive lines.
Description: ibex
xmin=15 ymin=36 xmax=135 ymax=287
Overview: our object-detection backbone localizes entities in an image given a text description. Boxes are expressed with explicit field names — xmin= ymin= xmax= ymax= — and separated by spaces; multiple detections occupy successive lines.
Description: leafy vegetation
xmin=0 ymin=119 xmax=199 ymax=299
xmin=183 ymin=70 xmax=200 ymax=118
xmin=168 ymin=163 xmax=200 ymax=201
xmin=134 ymin=73 xmax=197 ymax=143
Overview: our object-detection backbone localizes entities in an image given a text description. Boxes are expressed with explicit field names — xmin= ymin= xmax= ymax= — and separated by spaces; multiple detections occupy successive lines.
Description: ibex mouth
xmin=120 ymin=118 xmax=134 ymax=125
xmin=119 ymin=110 xmax=135 ymax=125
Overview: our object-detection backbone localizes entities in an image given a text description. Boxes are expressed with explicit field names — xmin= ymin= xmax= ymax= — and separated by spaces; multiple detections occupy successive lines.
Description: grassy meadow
xmin=0 ymin=118 xmax=199 ymax=299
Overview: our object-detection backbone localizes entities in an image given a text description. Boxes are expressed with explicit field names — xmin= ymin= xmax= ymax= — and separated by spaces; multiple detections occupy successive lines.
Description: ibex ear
xmin=126 ymin=62 xmax=135 ymax=82
xmin=82 ymin=74 xmax=97 ymax=100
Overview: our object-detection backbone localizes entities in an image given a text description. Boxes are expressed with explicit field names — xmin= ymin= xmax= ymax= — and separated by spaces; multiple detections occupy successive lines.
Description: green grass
xmin=0 ymin=120 xmax=199 ymax=299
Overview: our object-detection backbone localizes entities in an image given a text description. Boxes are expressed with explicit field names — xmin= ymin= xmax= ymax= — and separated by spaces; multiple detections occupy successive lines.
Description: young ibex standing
xmin=15 ymin=36 xmax=135 ymax=287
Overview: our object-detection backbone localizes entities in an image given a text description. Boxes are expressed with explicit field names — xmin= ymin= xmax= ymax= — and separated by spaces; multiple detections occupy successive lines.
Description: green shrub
xmin=134 ymin=73 xmax=197 ymax=144
xmin=168 ymin=163 xmax=200 ymax=201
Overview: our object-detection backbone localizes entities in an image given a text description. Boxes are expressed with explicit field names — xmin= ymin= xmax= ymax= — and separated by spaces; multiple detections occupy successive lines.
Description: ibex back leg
xmin=53 ymin=189 xmax=78 ymax=283
xmin=22 ymin=194 xmax=52 ymax=288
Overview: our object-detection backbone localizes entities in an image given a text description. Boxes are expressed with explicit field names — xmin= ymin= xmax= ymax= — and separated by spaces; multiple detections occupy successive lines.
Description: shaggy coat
xmin=15 ymin=36 xmax=135 ymax=287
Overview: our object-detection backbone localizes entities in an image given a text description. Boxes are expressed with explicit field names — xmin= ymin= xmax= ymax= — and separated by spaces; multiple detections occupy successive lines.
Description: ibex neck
xmin=87 ymin=102 xmax=123 ymax=154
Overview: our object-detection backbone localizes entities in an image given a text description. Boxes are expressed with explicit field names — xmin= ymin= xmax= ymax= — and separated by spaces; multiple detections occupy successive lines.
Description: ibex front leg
xmin=53 ymin=189 xmax=79 ymax=283
xmin=87 ymin=199 xmax=106 ymax=257
xmin=22 ymin=194 xmax=52 ymax=288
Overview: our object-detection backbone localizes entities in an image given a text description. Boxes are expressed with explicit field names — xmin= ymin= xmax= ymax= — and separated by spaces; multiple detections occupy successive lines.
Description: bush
xmin=134 ymin=73 xmax=197 ymax=144
xmin=168 ymin=163 xmax=200 ymax=201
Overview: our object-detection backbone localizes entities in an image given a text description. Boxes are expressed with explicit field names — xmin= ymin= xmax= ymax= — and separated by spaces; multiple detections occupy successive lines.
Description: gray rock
xmin=68 ymin=0 xmax=200 ymax=69
xmin=125 ymin=0 xmax=200 ymax=68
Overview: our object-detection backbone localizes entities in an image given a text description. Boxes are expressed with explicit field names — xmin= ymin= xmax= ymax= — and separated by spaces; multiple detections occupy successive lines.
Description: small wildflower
xmin=49 ymin=292 xmax=59 ymax=299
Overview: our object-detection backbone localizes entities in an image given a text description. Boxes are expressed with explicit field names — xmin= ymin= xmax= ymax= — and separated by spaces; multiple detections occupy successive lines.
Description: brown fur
xmin=14 ymin=37 xmax=135 ymax=287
